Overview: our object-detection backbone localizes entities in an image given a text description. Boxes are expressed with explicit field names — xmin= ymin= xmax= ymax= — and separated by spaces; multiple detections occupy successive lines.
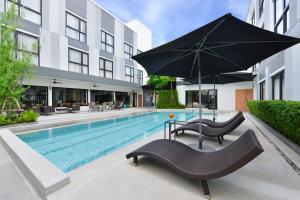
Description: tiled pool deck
xmin=0 ymin=109 xmax=299 ymax=200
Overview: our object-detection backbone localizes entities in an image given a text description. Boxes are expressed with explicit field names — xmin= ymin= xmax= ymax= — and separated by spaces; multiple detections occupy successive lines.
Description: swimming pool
xmin=18 ymin=111 xmax=211 ymax=172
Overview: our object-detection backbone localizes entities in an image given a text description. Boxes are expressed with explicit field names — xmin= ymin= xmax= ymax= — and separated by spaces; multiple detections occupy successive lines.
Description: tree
xmin=147 ymin=75 xmax=170 ymax=91
xmin=0 ymin=4 xmax=37 ymax=117
xmin=147 ymin=75 xmax=177 ymax=105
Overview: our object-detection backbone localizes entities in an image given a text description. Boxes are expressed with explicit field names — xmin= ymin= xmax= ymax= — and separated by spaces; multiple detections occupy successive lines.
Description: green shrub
xmin=157 ymin=90 xmax=185 ymax=109
xmin=18 ymin=110 xmax=38 ymax=123
xmin=0 ymin=110 xmax=38 ymax=126
xmin=0 ymin=115 xmax=8 ymax=126
xmin=247 ymin=100 xmax=300 ymax=145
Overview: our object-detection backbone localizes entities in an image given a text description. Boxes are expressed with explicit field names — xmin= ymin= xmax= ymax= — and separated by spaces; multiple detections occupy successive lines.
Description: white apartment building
xmin=0 ymin=0 xmax=152 ymax=109
xmin=247 ymin=0 xmax=300 ymax=101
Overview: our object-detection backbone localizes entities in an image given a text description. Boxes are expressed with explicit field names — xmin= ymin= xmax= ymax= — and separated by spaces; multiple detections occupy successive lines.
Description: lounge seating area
xmin=171 ymin=112 xmax=245 ymax=144
xmin=126 ymin=112 xmax=266 ymax=198
xmin=126 ymin=129 xmax=264 ymax=197
xmin=88 ymin=101 xmax=124 ymax=112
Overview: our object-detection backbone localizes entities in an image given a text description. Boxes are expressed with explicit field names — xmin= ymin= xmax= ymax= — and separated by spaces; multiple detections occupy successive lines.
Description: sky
xmin=96 ymin=0 xmax=250 ymax=47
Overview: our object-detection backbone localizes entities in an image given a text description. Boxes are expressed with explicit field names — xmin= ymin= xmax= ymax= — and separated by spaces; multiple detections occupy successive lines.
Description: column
xmin=88 ymin=89 xmax=91 ymax=104
xmin=48 ymin=86 xmax=52 ymax=106
xmin=113 ymin=91 xmax=116 ymax=101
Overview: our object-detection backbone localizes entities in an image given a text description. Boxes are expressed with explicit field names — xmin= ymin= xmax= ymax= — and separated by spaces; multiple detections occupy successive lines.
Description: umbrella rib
xmin=206 ymin=40 xmax=300 ymax=50
xmin=150 ymin=50 xmax=196 ymax=75
xmin=216 ymin=74 xmax=223 ymax=84
xmin=200 ymin=50 xmax=244 ymax=70
xmin=200 ymin=45 xmax=245 ymax=70
xmin=189 ymin=52 xmax=198 ymax=79
xmin=136 ymin=18 xmax=227 ymax=58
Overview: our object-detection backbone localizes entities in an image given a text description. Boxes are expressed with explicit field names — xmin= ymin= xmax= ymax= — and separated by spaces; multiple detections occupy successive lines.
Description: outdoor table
xmin=164 ymin=120 xmax=189 ymax=140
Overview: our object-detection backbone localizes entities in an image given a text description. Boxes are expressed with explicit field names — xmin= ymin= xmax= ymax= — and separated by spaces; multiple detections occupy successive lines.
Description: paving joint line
xmin=246 ymin=115 xmax=300 ymax=175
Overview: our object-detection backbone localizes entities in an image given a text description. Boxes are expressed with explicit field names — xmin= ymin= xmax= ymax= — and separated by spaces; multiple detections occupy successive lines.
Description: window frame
xmin=101 ymin=30 xmax=114 ymax=54
xmin=137 ymin=69 xmax=143 ymax=84
xmin=6 ymin=0 xmax=42 ymax=26
xmin=15 ymin=31 xmax=40 ymax=66
xmin=259 ymin=0 xmax=265 ymax=18
xmin=65 ymin=12 xmax=87 ymax=43
xmin=274 ymin=0 xmax=289 ymax=34
xmin=99 ymin=57 xmax=113 ymax=79
xmin=272 ymin=71 xmax=284 ymax=100
xmin=68 ymin=48 xmax=89 ymax=74
xmin=125 ymin=66 xmax=134 ymax=83
xmin=251 ymin=10 xmax=255 ymax=26
xmin=259 ymin=81 xmax=265 ymax=100
xmin=124 ymin=42 xmax=133 ymax=60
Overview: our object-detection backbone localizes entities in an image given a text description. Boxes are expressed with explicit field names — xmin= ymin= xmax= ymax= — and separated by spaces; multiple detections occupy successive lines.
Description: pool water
xmin=18 ymin=111 xmax=210 ymax=172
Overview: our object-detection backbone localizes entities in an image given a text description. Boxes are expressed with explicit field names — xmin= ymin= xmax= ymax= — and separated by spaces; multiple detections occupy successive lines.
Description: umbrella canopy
xmin=133 ymin=13 xmax=300 ymax=79
xmin=133 ymin=13 xmax=300 ymax=149
xmin=183 ymin=72 xmax=254 ymax=84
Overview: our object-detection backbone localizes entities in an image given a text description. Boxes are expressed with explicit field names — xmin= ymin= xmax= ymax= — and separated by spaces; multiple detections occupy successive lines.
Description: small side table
xmin=164 ymin=120 xmax=189 ymax=140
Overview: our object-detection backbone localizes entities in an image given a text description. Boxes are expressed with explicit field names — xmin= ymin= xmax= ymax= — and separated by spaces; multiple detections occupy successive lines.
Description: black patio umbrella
xmin=183 ymin=72 xmax=254 ymax=121
xmin=132 ymin=13 xmax=300 ymax=149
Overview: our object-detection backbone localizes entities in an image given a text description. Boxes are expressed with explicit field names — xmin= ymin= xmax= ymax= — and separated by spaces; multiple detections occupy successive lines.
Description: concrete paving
xmin=46 ymin=113 xmax=300 ymax=200
xmin=0 ymin=142 xmax=40 ymax=200
xmin=0 ymin=110 xmax=299 ymax=200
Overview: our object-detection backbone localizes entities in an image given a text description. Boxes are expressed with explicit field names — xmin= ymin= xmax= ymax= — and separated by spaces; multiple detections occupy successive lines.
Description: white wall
xmin=177 ymin=82 xmax=253 ymax=111
xmin=126 ymin=19 xmax=152 ymax=84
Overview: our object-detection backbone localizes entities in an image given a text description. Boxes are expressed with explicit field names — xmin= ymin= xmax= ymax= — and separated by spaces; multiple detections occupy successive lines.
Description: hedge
xmin=247 ymin=100 xmax=300 ymax=145
xmin=157 ymin=90 xmax=185 ymax=109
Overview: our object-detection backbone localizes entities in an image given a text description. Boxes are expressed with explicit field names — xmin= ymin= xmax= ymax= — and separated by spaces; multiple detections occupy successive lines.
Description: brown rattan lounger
xmin=126 ymin=129 xmax=264 ymax=197
xmin=188 ymin=112 xmax=243 ymax=128
xmin=171 ymin=113 xmax=245 ymax=144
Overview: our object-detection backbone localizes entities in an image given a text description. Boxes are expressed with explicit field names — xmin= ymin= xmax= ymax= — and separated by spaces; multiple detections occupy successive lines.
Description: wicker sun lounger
xmin=171 ymin=113 xmax=245 ymax=144
xmin=126 ymin=129 xmax=264 ymax=197
xmin=188 ymin=112 xmax=243 ymax=128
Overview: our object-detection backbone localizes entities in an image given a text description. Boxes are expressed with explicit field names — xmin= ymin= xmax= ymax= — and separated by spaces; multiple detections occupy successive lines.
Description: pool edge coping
xmin=0 ymin=129 xmax=70 ymax=199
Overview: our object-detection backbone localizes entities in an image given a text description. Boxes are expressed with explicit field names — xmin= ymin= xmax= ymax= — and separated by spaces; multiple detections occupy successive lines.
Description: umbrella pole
xmin=198 ymin=52 xmax=203 ymax=149
xmin=213 ymin=74 xmax=216 ymax=122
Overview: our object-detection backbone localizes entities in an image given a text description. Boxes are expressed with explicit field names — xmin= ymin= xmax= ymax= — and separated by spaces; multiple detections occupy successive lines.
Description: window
xmin=137 ymin=70 xmax=143 ymax=84
xmin=115 ymin=92 xmax=130 ymax=107
xmin=274 ymin=0 xmax=289 ymax=34
xmin=52 ymin=88 xmax=87 ymax=107
xmin=251 ymin=11 xmax=255 ymax=26
xmin=101 ymin=31 xmax=114 ymax=53
xmin=124 ymin=43 xmax=133 ymax=60
xmin=68 ymin=48 xmax=89 ymax=74
xmin=272 ymin=71 xmax=284 ymax=100
xmin=91 ymin=90 xmax=113 ymax=104
xmin=125 ymin=66 xmax=134 ymax=82
xmin=259 ymin=81 xmax=265 ymax=100
xmin=66 ymin=12 xmax=86 ymax=42
xmin=185 ymin=90 xmax=217 ymax=109
xmin=16 ymin=32 xmax=39 ymax=66
xmin=99 ymin=58 xmax=113 ymax=79
xmin=259 ymin=0 xmax=265 ymax=18
xmin=7 ymin=0 xmax=41 ymax=25
xmin=22 ymin=86 xmax=48 ymax=108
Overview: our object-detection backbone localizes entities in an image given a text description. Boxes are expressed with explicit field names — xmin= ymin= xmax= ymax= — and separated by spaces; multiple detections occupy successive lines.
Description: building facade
xmin=177 ymin=81 xmax=253 ymax=111
xmin=0 ymin=0 xmax=152 ymax=109
xmin=247 ymin=0 xmax=300 ymax=101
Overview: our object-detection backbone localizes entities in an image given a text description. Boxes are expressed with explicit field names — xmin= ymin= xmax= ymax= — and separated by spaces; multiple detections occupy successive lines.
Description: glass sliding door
xmin=115 ymin=92 xmax=130 ymax=107
xmin=22 ymin=86 xmax=48 ymax=108
xmin=90 ymin=90 xmax=113 ymax=104
xmin=185 ymin=89 xmax=217 ymax=109
xmin=52 ymin=88 xmax=87 ymax=107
